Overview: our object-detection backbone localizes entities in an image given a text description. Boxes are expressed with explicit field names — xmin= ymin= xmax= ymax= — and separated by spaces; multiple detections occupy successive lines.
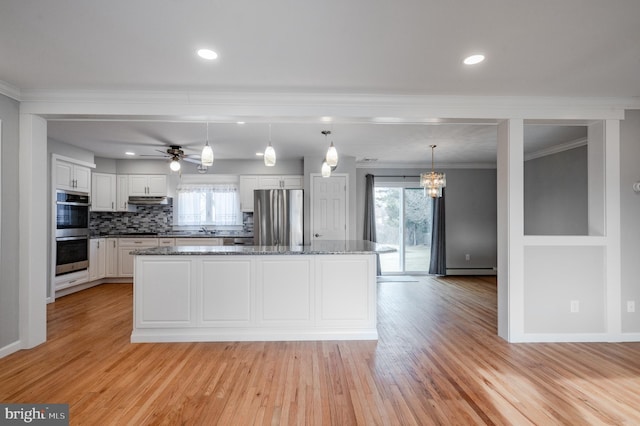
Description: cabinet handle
xmin=97 ymin=241 xmax=100 ymax=249
xmin=112 ymin=202 xmax=114 ymax=209
xmin=113 ymin=241 xmax=116 ymax=248
xmin=69 ymin=279 xmax=77 ymax=284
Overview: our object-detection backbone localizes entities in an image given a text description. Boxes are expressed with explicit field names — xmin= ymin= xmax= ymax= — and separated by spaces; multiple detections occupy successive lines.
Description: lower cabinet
xmin=118 ymin=238 xmax=159 ymax=277
xmin=89 ymin=238 xmax=106 ymax=281
xmin=105 ymin=238 xmax=119 ymax=277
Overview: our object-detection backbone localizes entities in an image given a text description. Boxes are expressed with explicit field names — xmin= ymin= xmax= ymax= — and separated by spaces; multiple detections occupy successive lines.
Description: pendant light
xmin=201 ymin=122 xmax=214 ymax=167
xmin=321 ymin=160 xmax=331 ymax=178
xmin=322 ymin=130 xmax=338 ymax=168
xmin=420 ymin=145 xmax=446 ymax=198
xmin=264 ymin=124 xmax=276 ymax=167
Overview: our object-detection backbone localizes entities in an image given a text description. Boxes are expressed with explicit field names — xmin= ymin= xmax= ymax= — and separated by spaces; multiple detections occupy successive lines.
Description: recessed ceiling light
xmin=256 ymin=152 xmax=264 ymax=156
xmin=237 ymin=121 xmax=246 ymax=125
xmin=321 ymin=116 xmax=332 ymax=122
xmin=197 ymin=49 xmax=218 ymax=60
xmin=125 ymin=151 xmax=135 ymax=156
xmin=463 ymin=54 xmax=485 ymax=65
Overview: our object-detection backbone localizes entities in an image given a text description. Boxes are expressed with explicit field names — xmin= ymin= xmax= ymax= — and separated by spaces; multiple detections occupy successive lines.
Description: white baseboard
xmin=0 ymin=340 xmax=22 ymax=359
xmin=54 ymin=278 xmax=132 ymax=299
xmin=509 ymin=332 xmax=640 ymax=343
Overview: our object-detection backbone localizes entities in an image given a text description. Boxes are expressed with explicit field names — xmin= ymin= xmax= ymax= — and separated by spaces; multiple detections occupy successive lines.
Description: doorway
xmin=374 ymin=185 xmax=432 ymax=274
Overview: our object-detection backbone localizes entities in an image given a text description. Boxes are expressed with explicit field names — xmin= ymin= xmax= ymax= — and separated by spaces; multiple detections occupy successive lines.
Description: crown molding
xmin=524 ymin=137 xmax=588 ymax=161
xmin=0 ymin=79 xmax=22 ymax=101
xmin=18 ymin=89 xmax=636 ymax=121
xmin=356 ymin=161 xmax=497 ymax=170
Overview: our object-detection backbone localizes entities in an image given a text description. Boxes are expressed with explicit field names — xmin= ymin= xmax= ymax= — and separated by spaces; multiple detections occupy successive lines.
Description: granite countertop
xmin=93 ymin=232 xmax=254 ymax=239
xmin=131 ymin=240 xmax=394 ymax=256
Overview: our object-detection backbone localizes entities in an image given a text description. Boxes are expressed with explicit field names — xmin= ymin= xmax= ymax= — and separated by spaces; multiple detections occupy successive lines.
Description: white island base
xmin=132 ymin=252 xmax=377 ymax=343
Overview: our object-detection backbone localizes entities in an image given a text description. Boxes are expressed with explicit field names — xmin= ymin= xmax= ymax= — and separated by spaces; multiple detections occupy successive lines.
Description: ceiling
xmin=2 ymin=0 xmax=637 ymax=165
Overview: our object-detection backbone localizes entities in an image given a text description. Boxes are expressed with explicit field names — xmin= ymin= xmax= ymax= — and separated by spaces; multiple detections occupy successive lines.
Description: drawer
xmin=118 ymin=238 xmax=159 ymax=248
xmin=158 ymin=238 xmax=175 ymax=246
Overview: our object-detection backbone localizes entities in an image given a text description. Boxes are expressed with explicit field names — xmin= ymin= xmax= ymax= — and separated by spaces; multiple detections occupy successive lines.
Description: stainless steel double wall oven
xmin=55 ymin=189 xmax=90 ymax=275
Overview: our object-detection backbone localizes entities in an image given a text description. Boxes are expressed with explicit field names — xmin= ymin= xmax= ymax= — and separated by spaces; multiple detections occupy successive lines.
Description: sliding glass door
xmin=375 ymin=185 xmax=433 ymax=274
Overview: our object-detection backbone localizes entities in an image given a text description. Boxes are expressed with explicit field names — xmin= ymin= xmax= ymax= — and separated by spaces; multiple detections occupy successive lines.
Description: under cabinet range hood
xmin=127 ymin=196 xmax=172 ymax=206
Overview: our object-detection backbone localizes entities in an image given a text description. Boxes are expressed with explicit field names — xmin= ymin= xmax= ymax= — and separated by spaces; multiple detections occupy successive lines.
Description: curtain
xmin=429 ymin=189 xmax=446 ymax=275
xmin=363 ymin=174 xmax=377 ymax=242
xmin=176 ymin=184 xmax=240 ymax=226
xmin=363 ymin=174 xmax=381 ymax=275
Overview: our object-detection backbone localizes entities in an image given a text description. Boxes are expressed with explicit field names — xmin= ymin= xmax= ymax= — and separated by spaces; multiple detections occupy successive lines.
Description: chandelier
xmin=420 ymin=145 xmax=446 ymax=198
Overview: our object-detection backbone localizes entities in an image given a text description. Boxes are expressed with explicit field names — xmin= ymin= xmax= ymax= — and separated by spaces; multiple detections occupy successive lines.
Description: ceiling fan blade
xmin=183 ymin=157 xmax=202 ymax=164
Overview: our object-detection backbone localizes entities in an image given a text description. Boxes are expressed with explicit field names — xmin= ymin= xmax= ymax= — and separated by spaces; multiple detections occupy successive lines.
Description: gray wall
xmin=621 ymin=110 xmax=640 ymax=333
xmin=355 ymin=167 xmax=497 ymax=272
xmin=0 ymin=93 xmax=20 ymax=349
xmin=524 ymin=146 xmax=588 ymax=235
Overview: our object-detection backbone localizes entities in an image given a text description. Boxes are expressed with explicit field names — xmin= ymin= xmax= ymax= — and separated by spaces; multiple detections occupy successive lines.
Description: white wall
xmin=620 ymin=110 xmax=640 ymax=333
xmin=0 ymin=93 xmax=20 ymax=352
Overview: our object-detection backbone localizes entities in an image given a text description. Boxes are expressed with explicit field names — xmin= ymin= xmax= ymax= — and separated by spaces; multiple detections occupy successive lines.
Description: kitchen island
xmin=131 ymin=241 xmax=388 ymax=343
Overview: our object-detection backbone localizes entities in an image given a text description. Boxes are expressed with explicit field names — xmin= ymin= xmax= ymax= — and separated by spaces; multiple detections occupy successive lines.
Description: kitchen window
xmin=176 ymin=183 xmax=240 ymax=226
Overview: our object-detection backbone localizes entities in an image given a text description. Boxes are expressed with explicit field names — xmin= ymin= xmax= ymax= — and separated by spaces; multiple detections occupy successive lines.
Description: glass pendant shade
xmin=420 ymin=171 xmax=446 ymax=197
xmin=420 ymin=145 xmax=446 ymax=198
xmin=201 ymin=142 xmax=214 ymax=167
xmin=201 ymin=123 xmax=214 ymax=167
xmin=321 ymin=161 xmax=331 ymax=178
xmin=326 ymin=141 xmax=338 ymax=168
xmin=264 ymin=143 xmax=276 ymax=167
xmin=264 ymin=124 xmax=276 ymax=167
xmin=169 ymin=158 xmax=181 ymax=171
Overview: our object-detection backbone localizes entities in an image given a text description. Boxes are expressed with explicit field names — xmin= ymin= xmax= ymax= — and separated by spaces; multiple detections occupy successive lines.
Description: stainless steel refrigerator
xmin=253 ymin=189 xmax=303 ymax=246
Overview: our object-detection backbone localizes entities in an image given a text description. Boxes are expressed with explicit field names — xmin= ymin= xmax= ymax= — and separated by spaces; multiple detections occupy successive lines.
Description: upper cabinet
xmin=258 ymin=175 xmax=303 ymax=190
xmin=128 ymin=175 xmax=168 ymax=196
xmin=91 ymin=173 xmax=116 ymax=211
xmin=116 ymin=175 xmax=129 ymax=211
xmin=56 ymin=160 xmax=91 ymax=193
xmin=239 ymin=175 xmax=303 ymax=212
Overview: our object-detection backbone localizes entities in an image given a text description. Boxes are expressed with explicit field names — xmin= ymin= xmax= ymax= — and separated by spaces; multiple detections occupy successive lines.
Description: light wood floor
xmin=2 ymin=277 xmax=640 ymax=425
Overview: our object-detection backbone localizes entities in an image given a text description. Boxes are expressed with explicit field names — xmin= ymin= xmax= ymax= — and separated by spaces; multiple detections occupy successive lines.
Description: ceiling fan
xmin=141 ymin=145 xmax=203 ymax=171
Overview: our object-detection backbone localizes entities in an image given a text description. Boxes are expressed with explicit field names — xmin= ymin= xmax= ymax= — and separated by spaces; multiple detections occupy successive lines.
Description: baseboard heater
xmin=446 ymin=267 xmax=497 ymax=276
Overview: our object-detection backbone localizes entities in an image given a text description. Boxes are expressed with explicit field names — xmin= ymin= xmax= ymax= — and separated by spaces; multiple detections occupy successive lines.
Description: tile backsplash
xmin=90 ymin=205 xmax=173 ymax=234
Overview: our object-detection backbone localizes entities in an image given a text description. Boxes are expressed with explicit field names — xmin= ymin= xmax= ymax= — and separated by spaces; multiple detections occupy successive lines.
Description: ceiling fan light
xmin=326 ymin=141 xmax=338 ymax=168
xmin=321 ymin=161 xmax=331 ymax=178
xmin=201 ymin=142 xmax=214 ymax=166
xmin=169 ymin=158 xmax=181 ymax=171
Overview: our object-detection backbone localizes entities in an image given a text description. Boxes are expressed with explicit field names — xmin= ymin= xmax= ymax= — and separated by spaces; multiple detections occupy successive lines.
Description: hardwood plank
xmin=1 ymin=278 xmax=640 ymax=425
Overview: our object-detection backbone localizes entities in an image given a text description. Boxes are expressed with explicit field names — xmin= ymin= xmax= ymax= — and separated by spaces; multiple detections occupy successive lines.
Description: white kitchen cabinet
xmin=118 ymin=238 xmax=159 ymax=277
xmin=239 ymin=175 xmax=303 ymax=212
xmin=55 ymin=269 xmax=89 ymax=291
xmin=56 ymin=160 xmax=91 ymax=192
xmin=128 ymin=175 xmax=167 ymax=196
xmin=239 ymin=176 xmax=259 ymax=212
xmin=116 ymin=175 xmax=129 ymax=211
xmin=158 ymin=238 xmax=175 ymax=246
xmin=89 ymin=238 xmax=106 ymax=281
xmin=105 ymin=238 xmax=119 ymax=277
xmin=258 ymin=175 xmax=303 ymax=190
xmin=174 ymin=238 xmax=221 ymax=246
xmin=91 ymin=173 xmax=116 ymax=211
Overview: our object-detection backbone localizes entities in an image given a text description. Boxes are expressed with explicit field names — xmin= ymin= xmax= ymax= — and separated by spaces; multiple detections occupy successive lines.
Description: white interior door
xmin=311 ymin=174 xmax=347 ymax=241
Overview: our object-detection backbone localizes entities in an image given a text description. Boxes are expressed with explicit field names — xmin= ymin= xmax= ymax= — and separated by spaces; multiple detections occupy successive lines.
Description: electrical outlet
xmin=465 ymin=254 xmax=471 ymax=261
xmin=628 ymin=301 xmax=636 ymax=313
xmin=570 ymin=300 xmax=580 ymax=313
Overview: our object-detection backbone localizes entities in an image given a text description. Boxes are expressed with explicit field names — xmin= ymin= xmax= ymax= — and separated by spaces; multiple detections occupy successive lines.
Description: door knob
xmin=314 ymin=233 xmax=321 ymax=237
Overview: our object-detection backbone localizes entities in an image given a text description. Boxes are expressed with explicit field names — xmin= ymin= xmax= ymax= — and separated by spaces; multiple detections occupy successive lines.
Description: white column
xmin=604 ymin=120 xmax=622 ymax=338
xmin=19 ymin=113 xmax=48 ymax=348
xmin=497 ymin=119 xmax=524 ymax=341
